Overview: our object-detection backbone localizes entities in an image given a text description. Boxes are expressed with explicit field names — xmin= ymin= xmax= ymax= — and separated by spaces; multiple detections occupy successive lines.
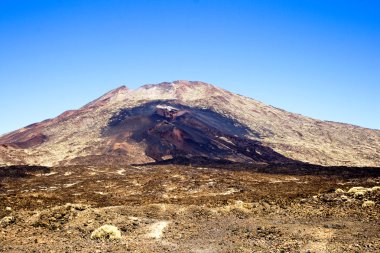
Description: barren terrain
xmin=1 ymin=164 xmax=379 ymax=252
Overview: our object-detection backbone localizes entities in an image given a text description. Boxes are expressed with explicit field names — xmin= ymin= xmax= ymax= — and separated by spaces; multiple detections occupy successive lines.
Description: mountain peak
xmin=83 ymin=81 xmax=224 ymax=110
xmin=140 ymin=80 xmax=215 ymax=90
xmin=135 ymin=80 xmax=226 ymax=101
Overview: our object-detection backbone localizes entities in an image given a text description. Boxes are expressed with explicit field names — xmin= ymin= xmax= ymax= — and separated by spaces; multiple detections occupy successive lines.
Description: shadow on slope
xmin=0 ymin=165 xmax=50 ymax=179
xmin=102 ymin=101 xmax=293 ymax=164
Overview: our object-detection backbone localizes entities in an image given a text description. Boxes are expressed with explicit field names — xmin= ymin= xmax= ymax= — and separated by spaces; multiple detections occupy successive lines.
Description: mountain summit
xmin=1 ymin=80 xmax=379 ymax=167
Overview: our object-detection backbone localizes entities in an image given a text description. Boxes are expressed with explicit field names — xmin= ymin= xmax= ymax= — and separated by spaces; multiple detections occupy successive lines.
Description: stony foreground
xmin=0 ymin=165 xmax=379 ymax=252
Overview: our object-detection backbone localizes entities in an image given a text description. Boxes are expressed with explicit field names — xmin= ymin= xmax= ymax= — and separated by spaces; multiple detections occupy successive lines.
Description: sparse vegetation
xmin=362 ymin=200 xmax=375 ymax=208
xmin=0 ymin=165 xmax=379 ymax=252
xmin=91 ymin=225 xmax=122 ymax=240
xmin=347 ymin=186 xmax=367 ymax=193
xmin=1 ymin=216 xmax=15 ymax=228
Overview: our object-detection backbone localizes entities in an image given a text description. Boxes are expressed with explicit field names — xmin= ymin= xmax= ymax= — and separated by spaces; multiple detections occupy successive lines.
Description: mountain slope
xmin=0 ymin=80 xmax=379 ymax=167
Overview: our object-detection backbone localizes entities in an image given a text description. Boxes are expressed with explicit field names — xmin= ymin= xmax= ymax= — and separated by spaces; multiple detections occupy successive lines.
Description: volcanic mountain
xmin=0 ymin=80 xmax=379 ymax=167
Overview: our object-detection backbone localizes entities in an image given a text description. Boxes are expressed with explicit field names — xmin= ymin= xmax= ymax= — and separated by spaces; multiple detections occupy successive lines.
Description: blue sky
xmin=0 ymin=0 xmax=379 ymax=134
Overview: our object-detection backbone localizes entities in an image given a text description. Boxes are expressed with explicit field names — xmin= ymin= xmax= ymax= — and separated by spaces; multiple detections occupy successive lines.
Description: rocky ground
xmin=0 ymin=164 xmax=379 ymax=252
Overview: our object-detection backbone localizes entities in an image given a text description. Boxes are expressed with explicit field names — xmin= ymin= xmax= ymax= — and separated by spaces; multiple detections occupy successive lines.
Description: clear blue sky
xmin=1 ymin=0 xmax=379 ymax=134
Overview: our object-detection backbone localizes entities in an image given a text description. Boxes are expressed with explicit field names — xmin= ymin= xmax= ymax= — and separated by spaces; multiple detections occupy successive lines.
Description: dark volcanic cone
xmin=102 ymin=101 xmax=294 ymax=164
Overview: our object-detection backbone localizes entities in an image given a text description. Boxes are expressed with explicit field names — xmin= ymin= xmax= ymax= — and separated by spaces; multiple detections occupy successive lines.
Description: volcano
xmin=0 ymin=80 xmax=379 ymax=167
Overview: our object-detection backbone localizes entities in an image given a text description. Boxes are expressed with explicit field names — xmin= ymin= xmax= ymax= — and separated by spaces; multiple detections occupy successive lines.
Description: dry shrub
xmin=90 ymin=225 xmax=122 ymax=240
xmin=362 ymin=200 xmax=375 ymax=208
